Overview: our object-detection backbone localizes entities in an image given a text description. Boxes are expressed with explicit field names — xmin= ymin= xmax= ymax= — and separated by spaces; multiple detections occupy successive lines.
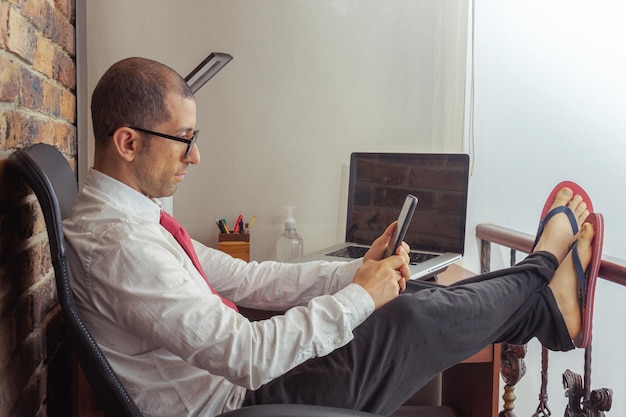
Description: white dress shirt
xmin=63 ymin=169 xmax=374 ymax=417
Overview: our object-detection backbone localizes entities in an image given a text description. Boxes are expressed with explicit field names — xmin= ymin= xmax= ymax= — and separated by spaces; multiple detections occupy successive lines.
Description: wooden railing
xmin=477 ymin=223 xmax=626 ymax=286
xmin=476 ymin=223 xmax=624 ymax=417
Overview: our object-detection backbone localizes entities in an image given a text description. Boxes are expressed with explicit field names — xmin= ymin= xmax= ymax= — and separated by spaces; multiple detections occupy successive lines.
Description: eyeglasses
xmin=129 ymin=126 xmax=199 ymax=159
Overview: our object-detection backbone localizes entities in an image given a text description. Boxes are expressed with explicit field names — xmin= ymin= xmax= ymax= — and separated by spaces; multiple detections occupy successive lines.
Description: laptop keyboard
xmin=326 ymin=245 xmax=436 ymax=265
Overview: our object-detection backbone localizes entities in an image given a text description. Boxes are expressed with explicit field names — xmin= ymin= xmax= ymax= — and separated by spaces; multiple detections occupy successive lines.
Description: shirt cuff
xmin=333 ymin=283 xmax=375 ymax=328
xmin=333 ymin=258 xmax=364 ymax=286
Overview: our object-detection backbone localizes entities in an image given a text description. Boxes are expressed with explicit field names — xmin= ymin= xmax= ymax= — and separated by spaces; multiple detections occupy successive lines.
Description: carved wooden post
xmin=480 ymin=239 xmax=491 ymax=274
xmin=563 ymin=370 xmax=612 ymax=416
xmin=563 ymin=344 xmax=613 ymax=416
xmin=498 ymin=344 xmax=526 ymax=417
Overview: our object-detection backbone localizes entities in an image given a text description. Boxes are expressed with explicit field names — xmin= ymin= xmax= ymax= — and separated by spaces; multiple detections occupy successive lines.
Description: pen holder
xmin=218 ymin=233 xmax=250 ymax=261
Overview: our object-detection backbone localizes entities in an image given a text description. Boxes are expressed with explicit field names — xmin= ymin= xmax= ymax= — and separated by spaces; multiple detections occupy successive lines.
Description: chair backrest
xmin=8 ymin=143 xmax=143 ymax=417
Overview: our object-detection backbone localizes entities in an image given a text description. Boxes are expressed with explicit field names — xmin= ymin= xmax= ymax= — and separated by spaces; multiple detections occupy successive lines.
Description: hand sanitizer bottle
xmin=276 ymin=206 xmax=304 ymax=261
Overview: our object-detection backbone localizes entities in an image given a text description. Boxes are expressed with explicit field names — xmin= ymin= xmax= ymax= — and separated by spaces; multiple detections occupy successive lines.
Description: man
xmin=64 ymin=57 xmax=602 ymax=417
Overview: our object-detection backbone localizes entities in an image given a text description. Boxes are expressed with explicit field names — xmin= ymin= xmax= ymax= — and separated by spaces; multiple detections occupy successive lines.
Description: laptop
xmin=292 ymin=152 xmax=470 ymax=280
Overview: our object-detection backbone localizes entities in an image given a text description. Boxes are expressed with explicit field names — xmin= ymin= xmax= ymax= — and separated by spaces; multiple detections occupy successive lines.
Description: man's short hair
xmin=91 ymin=57 xmax=194 ymax=146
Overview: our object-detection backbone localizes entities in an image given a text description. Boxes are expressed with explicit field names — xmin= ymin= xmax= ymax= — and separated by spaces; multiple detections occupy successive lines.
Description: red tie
xmin=160 ymin=210 xmax=238 ymax=311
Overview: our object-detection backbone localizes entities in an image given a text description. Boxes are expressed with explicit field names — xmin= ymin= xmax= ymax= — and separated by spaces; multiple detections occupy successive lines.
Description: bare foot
xmin=548 ymin=222 xmax=595 ymax=339
xmin=533 ymin=187 xmax=590 ymax=263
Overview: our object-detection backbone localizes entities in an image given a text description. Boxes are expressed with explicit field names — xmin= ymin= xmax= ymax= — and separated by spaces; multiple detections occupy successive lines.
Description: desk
xmin=435 ymin=264 xmax=501 ymax=417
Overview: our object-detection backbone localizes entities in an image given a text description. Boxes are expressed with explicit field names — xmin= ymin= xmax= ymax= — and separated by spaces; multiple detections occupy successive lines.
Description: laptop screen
xmin=346 ymin=153 xmax=470 ymax=254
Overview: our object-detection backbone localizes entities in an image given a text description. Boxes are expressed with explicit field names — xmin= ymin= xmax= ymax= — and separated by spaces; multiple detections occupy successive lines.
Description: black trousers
xmin=243 ymin=251 xmax=574 ymax=416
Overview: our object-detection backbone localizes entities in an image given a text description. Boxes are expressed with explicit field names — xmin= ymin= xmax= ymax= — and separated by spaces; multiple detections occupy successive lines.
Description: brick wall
xmin=0 ymin=0 xmax=76 ymax=416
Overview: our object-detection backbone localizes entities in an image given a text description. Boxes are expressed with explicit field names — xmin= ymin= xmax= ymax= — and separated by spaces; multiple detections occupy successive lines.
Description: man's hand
xmin=352 ymin=253 xmax=411 ymax=309
xmin=363 ymin=222 xmax=411 ymax=262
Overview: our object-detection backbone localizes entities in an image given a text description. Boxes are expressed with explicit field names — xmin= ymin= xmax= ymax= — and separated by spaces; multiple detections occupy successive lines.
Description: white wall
xmin=173 ymin=2 xmax=469 ymax=260
xmin=464 ymin=1 xmax=626 ymax=415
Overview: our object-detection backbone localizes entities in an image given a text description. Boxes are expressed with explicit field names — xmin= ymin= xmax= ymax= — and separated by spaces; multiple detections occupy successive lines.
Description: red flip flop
xmin=539 ymin=180 xmax=594 ymax=220
xmin=572 ymin=212 xmax=604 ymax=349
xmin=532 ymin=180 xmax=594 ymax=251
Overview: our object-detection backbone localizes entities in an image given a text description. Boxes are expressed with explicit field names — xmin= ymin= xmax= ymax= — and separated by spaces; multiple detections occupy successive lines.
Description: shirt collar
xmin=86 ymin=168 xmax=162 ymax=223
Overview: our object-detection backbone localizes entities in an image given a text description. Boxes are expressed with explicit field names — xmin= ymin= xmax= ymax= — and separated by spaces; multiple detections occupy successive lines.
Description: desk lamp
xmin=184 ymin=52 xmax=233 ymax=94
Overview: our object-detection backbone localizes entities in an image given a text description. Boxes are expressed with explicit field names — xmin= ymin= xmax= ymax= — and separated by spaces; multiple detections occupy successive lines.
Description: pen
xmin=221 ymin=218 xmax=230 ymax=234
xmin=215 ymin=218 xmax=226 ymax=233
xmin=247 ymin=215 xmax=257 ymax=229
xmin=233 ymin=214 xmax=243 ymax=234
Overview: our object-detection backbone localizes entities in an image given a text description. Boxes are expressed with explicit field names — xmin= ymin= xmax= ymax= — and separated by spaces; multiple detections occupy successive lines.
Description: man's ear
xmin=110 ymin=127 xmax=139 ymax=161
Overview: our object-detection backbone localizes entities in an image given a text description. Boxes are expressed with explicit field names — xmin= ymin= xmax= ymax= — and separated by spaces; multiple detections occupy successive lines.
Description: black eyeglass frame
xmin=129 ymin=126 xmax=199 ymax=159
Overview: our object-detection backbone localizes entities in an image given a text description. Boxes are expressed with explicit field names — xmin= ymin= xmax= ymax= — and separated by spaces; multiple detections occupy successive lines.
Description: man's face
xmin=133 ymin=93 xmax=199 ymax=198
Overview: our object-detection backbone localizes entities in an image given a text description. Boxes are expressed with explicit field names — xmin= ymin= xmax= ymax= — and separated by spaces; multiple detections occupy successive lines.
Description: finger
xmin=398 ymin=277 xmax=407 ymax=292
xmin=364 ymin=222 xmax=398 ymax=262
xmin=380 ymin=253 xmax=408 ymax=270
xmin=395 ymin=245 xmax=411 ymax=264
xmin=384 ymin=221 xmax=398 ymax=238
xmin=400 ymin=241 xmax=411 ymax=253
xmin=399 ymin=262 xmax=411 ymax=282
xmin=382 ymin=254 xmax=411 ymax=284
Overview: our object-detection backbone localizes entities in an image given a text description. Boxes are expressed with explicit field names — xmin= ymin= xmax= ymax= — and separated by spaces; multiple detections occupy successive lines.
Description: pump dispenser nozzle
xmin=284 ymin=206 xmax=297 ymax=230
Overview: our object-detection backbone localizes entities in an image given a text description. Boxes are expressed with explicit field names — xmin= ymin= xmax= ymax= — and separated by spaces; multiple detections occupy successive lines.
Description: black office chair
xmin=8 ymin=143 xmax=381 ymax=417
